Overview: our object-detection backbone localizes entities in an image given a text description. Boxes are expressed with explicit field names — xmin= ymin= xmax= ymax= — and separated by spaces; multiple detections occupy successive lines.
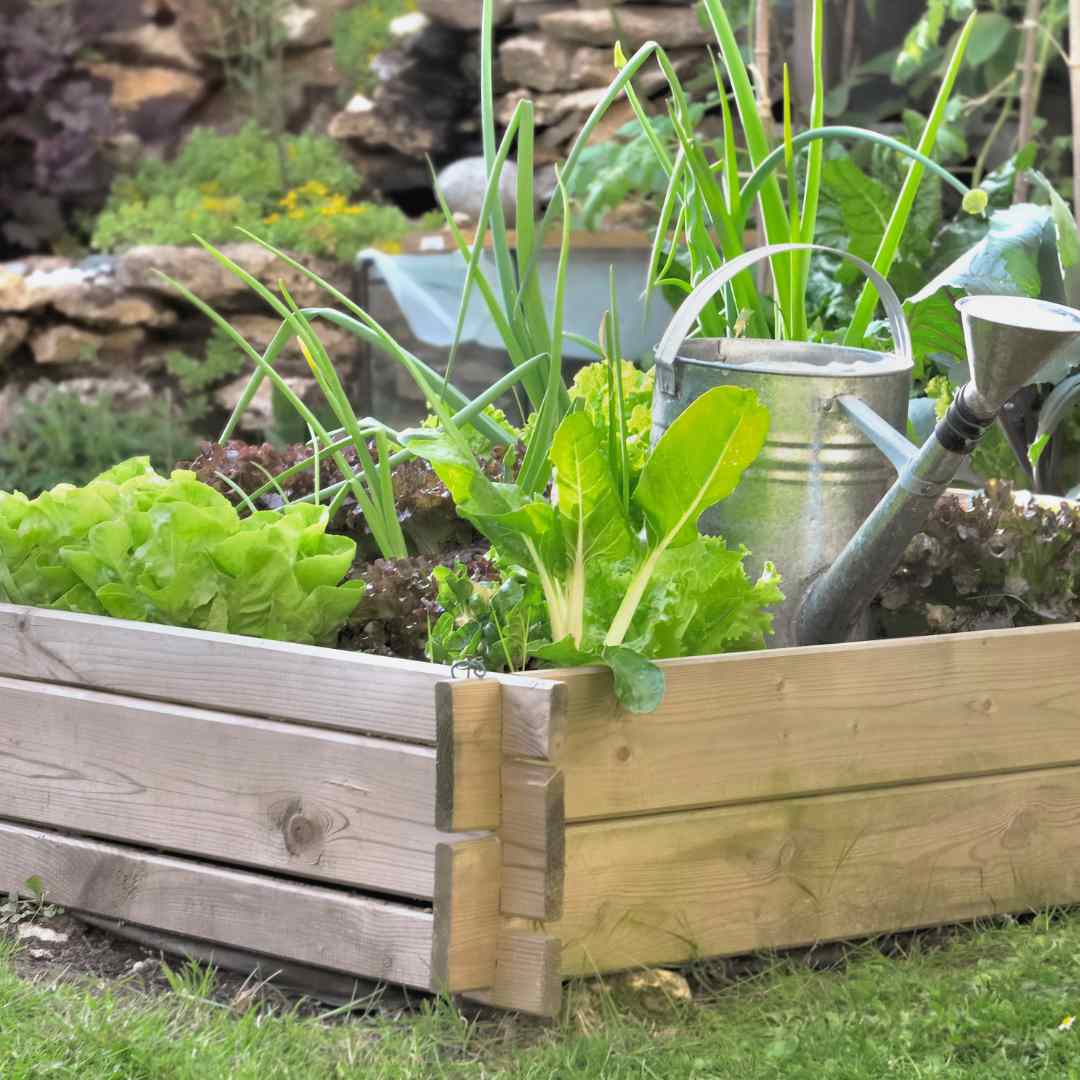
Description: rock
xmin=540 ymin=6 xmax=713 ymax=49
xmin=569 ymin=44 xmax=697 ymax=93
xmin=414 ymin=0 xmax=512 ymax=30
xmin=215 ymin=373 xmax=319 ymax=431
xmin=389 ymin=11 xmax=430 ymax=40
xmin=227 ymin=314 xmax=361 ymax=373
xmin=0 ymin=255 xmax=176 ymax=329
xmin=499 ymin=34 xmax=576 ymax=92
xmin=17 ymin=925 xmax=68 ymax=946
xmin=329 ymin=23 xmax=473 ymax=158
xmin=53 ymin=288 xmax=177 ymax=330
xmin=30 ymin=326 xmax=147 ymax=367
xmin=0 ymin=258 xmax=78 ymax=313
xmin=117 ymin=244 xmax=347 ymax=311
xmin=513 ymin=2 xmax=568 ymax=28
xmin=0 ymin=318 xmax=30 ymax=360
xmin=279 ymin=0 xmax=354 ymax=48
xmin=497 ymin=86 xmax=606 ymax=127
xmin=86 ymin=63 xmax=207 ymax=114
xmin=435 ymin=157 xmax=519 ymax=227
xmin=168 ymin=0 xmax=350 ymax=55
xmin=99 ymin=20 xmax=201 ymax=69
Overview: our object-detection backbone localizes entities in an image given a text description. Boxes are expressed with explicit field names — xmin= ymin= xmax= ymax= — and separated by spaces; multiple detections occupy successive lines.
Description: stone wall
xmin=0 ymin=244 xmax=513 ymax=442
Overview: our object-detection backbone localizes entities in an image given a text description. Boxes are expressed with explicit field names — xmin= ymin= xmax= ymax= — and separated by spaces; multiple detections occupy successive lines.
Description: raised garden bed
xmin=3 ymin=600 xmax=1080 ymax=1016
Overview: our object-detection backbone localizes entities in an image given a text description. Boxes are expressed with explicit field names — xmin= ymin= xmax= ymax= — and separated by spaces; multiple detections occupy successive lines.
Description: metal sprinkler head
xmin=957 ymin=296 xmax=1080 ymax=419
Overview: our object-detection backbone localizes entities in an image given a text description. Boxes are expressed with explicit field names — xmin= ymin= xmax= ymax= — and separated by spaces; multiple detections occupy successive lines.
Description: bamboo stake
xmin=1070 ymin=0 xmax=1080 ymax=221
xmin=1014 ymin=0 xmax=1041 ymax=203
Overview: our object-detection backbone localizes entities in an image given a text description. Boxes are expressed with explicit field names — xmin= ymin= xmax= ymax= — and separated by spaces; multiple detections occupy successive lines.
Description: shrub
xmin=0 ymin=390 xmax=197 ymax=497
xmin=0 ymin=0 xmax=126 ymax=255
xmin=91 ymin=123 xmax=412 ymax=260
xmin=333 ymin=0 xmax=417 ymax=97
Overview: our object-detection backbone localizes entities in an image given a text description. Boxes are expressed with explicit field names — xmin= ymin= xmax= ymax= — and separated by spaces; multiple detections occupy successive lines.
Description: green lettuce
xmin=409 ymin=386 xmax=782 ymax=712
xmin=0 ymin=458 xmax=363 ymax=646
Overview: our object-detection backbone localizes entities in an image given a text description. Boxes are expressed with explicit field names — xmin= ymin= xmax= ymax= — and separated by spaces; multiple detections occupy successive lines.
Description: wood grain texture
xmin=536 ymin=623 xmax=1080 ymax=821
xmin=553 ymin=765 xmax=1080 ymax=976
xmin=0 ymin=821 xmax=439 ymax=989
xmin=498 ymin=677 xmax=567 ymax=760
xmin=500 ymin=762 xmax=565 ymax=920
xmin=0 ymin=603 xmax=445 ymax=742
xmin=432 ymin=836 xmax=501 ymax=991
xmin=466 ymin=930 xmax=563 ymax=1017
xmin=0 ymin=675 xmax=452 ymax=898
xmin=436 ymin=680 xmax=501 ymax=832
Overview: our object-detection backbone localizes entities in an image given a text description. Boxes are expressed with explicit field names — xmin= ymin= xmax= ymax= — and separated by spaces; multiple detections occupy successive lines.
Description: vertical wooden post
xmin=1014 ymin=0 xmax=1041 ymax=204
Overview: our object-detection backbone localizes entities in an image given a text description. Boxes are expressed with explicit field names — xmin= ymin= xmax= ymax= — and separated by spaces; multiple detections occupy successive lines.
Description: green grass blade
xmin=700 ymin=0 xmax=792 ymax=314
xmin=794 ymin=0 xmax=826 ymax=328
xmin=844 ymin=12 xmax=976 ymax=348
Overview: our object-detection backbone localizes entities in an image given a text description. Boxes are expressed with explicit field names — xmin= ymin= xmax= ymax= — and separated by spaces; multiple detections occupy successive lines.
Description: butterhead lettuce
xmin=0 ymin=458 xmax=363 ymax=646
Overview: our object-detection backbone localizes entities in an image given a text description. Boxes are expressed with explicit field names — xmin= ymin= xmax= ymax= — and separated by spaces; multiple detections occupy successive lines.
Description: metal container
xmin=651 ymin=245 xmax=914 ymax=646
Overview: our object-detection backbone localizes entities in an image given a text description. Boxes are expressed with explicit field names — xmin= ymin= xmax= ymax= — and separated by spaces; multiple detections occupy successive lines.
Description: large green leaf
xmin=635 ymin=386 xmax=770 ymax=549
xmin=549 ymin=412 xmax=636 ymax=565
xmin=908 ymin=203 xmax=1049 ymax=303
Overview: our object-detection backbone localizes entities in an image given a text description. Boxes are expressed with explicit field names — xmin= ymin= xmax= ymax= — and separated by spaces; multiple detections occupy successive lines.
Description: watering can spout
xmin=795 ymin=296 xmax=1080 ymax=647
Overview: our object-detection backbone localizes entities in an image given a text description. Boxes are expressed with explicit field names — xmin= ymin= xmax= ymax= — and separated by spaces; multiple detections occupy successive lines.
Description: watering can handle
xmin=654 ymin=243 xmax=913 ymax=370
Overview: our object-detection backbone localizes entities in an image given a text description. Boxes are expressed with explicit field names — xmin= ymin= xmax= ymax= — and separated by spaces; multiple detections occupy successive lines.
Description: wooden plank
xmin=466 ymin=929 xmax=563 ymax=1017
xmin=435 ymin=680 xmax=501 ymax=832
xmin=432 ymin=836 xmax=501 ymax=992
xmin=536 ymin=622 xmax=1080 ymax=821
xmin=553 ymin=765 xmax=1080 ymax=976
xmin=78 ymin=914 xmax=405 ymax=1007
xmin=0 ymin=821 xmax=438 ymax=990
xmin=0 ymin=603 xmax=445 ymax=742
xmin=500 ymin=762 xmax=565 ymax=920
xmin=0 ymin=675 xmax=453 ymax=899
xmin=498 ymin=677 xmax=567 ymax=760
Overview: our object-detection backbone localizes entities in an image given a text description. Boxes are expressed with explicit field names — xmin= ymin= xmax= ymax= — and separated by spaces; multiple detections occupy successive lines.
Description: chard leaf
xmin=635 ymin=386 xmax=770 ymax=549
xmin=550 ymin=412 xmax=636 ymax=564
xmin=533 ymin=636 xmax=665 ymax=714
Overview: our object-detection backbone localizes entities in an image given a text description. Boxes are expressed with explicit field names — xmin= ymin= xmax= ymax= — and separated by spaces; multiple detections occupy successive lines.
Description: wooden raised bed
xmin=2 ymin=601 xmax=1080 ymax=1016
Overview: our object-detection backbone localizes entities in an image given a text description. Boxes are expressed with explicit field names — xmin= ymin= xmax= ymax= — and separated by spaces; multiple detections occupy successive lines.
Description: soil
xmin=0 ymin=909 xmax=414 ymax=1018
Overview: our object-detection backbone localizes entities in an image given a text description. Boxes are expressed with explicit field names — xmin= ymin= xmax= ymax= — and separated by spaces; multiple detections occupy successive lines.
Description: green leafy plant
xmin=91 ymin=124 xmax=412 ymax=261
xmin=404 ymin=385 xmax=783 ymax=712
xmin=0 ymin=457 xmax=363 ymax=645
xmin=334 ymin=0 xmax=417 ymax=96
xmin=877 ymin=479 xmax=1080 ymax=636
xmin=613 ymin=0 xmax=980 ymax=346
xmin=0 ymin=390 xmax=197 ymax=498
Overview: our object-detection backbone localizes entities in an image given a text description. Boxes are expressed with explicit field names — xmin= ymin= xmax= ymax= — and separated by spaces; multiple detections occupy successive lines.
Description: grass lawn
xmin=4 ymin=913 xmax=1080 ymax=1078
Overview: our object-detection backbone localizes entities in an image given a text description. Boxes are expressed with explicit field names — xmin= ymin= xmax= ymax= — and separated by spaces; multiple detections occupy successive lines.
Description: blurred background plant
xmin=91 ymin=123 xmax=413 ymax=259
xmin=334 ymin=0 xmax=417 ymax=97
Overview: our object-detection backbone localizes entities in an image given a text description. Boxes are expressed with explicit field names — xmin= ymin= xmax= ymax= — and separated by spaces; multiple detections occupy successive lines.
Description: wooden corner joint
xmin=435 ymin=679 xmax=502 ymax=833
xmin=499 ymin=760 xmax=566 ymax=922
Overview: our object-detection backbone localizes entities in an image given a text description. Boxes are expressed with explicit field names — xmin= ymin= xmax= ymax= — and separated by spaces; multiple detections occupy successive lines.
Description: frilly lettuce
xmin=0 ymin=457 xmax=363 ymax=645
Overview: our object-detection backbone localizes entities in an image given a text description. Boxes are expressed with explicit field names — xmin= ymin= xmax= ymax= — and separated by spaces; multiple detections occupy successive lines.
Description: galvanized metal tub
xmin=651 ymin=244 xmax=914 ymax=647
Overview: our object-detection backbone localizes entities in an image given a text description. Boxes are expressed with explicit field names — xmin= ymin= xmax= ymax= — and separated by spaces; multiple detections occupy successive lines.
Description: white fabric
xmin=358 ymin=245 xmax=672 ymax=361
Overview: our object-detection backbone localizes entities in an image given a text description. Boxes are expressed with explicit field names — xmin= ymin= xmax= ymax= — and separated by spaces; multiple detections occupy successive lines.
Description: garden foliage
xmin=91 ymin=124 xmax=411 ymax=260
xmin=0 ymin=458 xmax=362 ymax=645
xmin=878 ymin=479 xmax=1080 ymax=635
xmin=0 ymin=0 xmax=128 ymax=254
xmin=411 ymin=385 xmax=783 ymax=711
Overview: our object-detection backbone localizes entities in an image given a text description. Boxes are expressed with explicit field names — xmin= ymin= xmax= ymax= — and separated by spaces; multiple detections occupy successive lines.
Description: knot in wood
xmin=283 ymin=812 xmax=321 ymax=855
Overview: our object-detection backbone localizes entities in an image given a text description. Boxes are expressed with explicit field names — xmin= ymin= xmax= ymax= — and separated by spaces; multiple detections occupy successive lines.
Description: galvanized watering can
xmin=652 ymin=243 xmax=1080 ymax=648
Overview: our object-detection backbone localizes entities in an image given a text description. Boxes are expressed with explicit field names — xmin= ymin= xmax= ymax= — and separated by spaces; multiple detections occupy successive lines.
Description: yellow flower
xmin=376 ymin=240 xmax=403 ymax=254
xmin=288 ymin=207 xmax=307 ymax=220
xmin=300 ymin=179 xmax=329 ymax=197
xmin=279 ymin=189 xmax=298 ymax=209
xmin=1059 ymin=1016 xmax=1076 ymax=1032
xmin=264 ymin=212 xmax=281 ymax=224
